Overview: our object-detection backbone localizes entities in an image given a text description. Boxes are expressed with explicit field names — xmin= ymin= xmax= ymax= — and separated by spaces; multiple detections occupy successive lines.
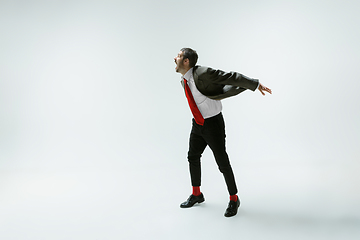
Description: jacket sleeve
xmin=199 ymin=67 xmax=259 ymax=91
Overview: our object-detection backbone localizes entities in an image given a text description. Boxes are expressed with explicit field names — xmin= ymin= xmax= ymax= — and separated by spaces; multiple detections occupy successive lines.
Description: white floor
xmin=1 ymin=160 xmax=359 ymax=240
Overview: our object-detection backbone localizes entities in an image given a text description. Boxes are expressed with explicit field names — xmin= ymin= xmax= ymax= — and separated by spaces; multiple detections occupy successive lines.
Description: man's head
xmin=174 ymin=48 xmax=198 ymax=75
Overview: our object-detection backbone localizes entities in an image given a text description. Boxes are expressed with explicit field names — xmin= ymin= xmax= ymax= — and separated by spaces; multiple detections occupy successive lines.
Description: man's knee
xmin=187 ymin=153 xmax=202 ymax=164
xmin=218 ymin=164 xmax=233 ymax=174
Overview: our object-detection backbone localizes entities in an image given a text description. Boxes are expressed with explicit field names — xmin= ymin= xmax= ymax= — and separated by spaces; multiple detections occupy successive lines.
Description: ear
xmin=183 ymin=58 xmax=190 ymax=66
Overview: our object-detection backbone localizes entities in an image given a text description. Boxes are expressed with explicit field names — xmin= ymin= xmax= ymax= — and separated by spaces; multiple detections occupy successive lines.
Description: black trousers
xmin=187 ymin=112 xmax=238 ymax=196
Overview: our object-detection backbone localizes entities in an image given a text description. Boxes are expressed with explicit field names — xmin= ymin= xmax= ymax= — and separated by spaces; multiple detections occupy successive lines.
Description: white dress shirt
xmin=182 ymin=68 xmax=222 ymax=119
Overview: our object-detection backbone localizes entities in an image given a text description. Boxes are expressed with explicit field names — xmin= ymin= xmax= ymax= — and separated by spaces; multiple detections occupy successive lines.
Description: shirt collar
xmin=182 ymin=67 xmax=193 ymax=81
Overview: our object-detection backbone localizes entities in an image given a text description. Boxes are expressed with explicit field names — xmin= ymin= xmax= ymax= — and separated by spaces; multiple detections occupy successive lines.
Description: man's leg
xmin=202 ymin=113 xmax=240 ymax=217
xmin=203 ymin=114 xmax=238 ymax=195
xmin=187 ymin=130 xmax=207 ymax=188
xmin=180 ymin=120 xmax=207 ymax=208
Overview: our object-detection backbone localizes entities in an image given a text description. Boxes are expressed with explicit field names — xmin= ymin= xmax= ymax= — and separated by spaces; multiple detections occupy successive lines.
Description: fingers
xmin=259 ymin=84 xmax=272 ymax=95
xmin=265 ymin=87 xmax=272 ymax=94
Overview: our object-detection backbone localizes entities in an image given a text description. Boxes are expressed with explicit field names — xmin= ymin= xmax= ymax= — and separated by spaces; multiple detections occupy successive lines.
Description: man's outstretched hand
xmin=258 ymin=83 xmax=272 ymax=95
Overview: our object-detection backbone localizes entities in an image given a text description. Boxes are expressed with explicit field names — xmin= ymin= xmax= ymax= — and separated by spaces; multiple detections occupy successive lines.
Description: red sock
xmin=230 ymin=194 xmax=238 ymax=202
xmin=192 ymin=186 xmax=201 ymax=196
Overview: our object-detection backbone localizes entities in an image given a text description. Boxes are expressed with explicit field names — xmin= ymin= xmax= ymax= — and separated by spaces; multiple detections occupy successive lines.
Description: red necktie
xmin=184 ymin=79 xmax=204 ymax=126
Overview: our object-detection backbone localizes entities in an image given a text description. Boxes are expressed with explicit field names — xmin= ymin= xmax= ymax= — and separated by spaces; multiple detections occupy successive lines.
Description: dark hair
xmin=180 ymin=48 xmax=198 ymax=68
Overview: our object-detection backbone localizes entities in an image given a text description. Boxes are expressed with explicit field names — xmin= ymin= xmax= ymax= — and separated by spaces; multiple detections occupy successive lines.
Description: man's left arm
xmin=201 ymin=67 xmax=259 ymax=91
xmin=211 ymin=69 xmax=272 ymax=95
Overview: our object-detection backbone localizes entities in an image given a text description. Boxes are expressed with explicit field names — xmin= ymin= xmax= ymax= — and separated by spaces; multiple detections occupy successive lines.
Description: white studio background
xmin=1 ymin=0 xmax=360 ymax=239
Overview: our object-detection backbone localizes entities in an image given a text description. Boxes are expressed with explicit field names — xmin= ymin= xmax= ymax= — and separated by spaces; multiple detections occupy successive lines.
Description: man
xmin=174 ymin=48 xmax=272 ymax=217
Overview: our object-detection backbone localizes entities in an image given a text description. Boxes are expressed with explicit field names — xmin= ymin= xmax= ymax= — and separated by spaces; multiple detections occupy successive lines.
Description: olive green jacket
xmin=184 ymin=66 xmax=259 ymax=100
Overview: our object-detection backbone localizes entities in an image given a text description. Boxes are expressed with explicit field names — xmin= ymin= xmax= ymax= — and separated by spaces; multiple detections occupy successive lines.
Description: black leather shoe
xmin=180 ymin=193 xmax=205 ymax=208
xmin=224 ymin=199 xmax=240 ymax=217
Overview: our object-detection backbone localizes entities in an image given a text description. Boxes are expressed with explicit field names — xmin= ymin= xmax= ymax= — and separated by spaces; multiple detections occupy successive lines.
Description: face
xmin=174 ymin=51 xmax=186 ymax=73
